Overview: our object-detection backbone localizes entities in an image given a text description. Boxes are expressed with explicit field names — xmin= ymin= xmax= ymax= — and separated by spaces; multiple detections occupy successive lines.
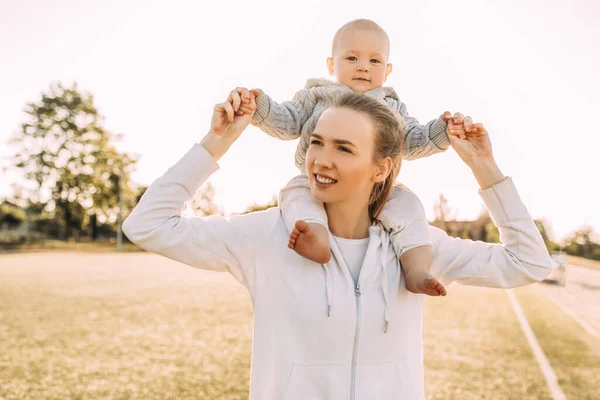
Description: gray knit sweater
xmin=251 ymin=78 xmax=450 ymax=169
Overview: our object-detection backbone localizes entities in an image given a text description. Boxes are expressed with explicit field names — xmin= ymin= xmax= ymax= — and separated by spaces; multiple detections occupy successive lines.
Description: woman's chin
xmin=310 ymin=187 xmax=332 ymax=203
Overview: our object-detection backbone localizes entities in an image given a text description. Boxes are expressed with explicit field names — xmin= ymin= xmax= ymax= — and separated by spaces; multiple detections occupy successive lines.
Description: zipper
xmin=330 ymin=235 xmax=367 ymax=400
xmin=350 ymin=282 xmax=361 ymax=400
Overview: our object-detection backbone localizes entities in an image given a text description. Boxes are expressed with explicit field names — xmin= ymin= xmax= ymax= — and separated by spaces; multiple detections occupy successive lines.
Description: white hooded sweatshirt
xmin=122 ymin=144 xmax=553 ymax=400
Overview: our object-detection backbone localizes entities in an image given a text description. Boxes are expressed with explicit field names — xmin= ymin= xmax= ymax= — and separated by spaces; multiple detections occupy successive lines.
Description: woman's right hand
xmin=229 ymin=87 xmax=263 ymax=116
xmin=201 ymin=90 xmax=257 ymax=161
xmin=211 ymin=89 xmax=256 ymax=136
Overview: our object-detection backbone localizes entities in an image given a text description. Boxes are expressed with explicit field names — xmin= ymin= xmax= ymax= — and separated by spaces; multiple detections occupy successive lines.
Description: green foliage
xmin=562 ymin=225 xmax=600 ymax=261
xmin=534 ymin=218 xmax=559 ymax=253
xmin=189 ymin=182 xmax=222 ymax=216
xmin=484 ymin=221 xmax=500 ymax=243
xmin=9 ymin=82 xmax=138 ymax=238
xmin=0 ymin=201 xmax=25 ymax=226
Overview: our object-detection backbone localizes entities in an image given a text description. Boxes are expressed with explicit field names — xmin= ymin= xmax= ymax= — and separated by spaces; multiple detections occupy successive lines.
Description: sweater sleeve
xmin=390 ymin=99 xmax=450 ymax=161
xmin=430 ymin=177 xmax=553 ymax=288
xmin=251 ymin=88 xmax=318 ymax=140
xmin=122 ymin=144 xmax=278 ymax=292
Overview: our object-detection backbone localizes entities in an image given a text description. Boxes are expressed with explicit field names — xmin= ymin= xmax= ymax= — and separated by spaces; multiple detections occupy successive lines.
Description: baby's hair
xmin=331 ymin=19 xmax=390 ymax=55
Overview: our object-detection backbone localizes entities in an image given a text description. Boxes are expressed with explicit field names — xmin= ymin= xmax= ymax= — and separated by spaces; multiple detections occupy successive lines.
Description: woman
xmin=123 ymin=92 xmax=552 ymax=399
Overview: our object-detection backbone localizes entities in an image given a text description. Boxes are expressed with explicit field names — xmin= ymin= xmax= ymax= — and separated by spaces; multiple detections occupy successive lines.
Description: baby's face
xmin=328 ymin=29 xmax=391 ymax=93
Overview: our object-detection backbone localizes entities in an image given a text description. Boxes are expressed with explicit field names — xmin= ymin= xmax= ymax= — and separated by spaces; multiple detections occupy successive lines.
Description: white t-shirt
xmin=332 ymin=235 xmax=370 ymax=284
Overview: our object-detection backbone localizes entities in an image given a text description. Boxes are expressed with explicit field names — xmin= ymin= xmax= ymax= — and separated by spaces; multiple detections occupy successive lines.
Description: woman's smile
xmin=314 ymin=173 xmax=338 ymax=187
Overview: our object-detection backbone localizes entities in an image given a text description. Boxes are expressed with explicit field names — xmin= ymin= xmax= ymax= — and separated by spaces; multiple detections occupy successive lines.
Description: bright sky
xmin=0 ymin=0 xmax=598 ymax=241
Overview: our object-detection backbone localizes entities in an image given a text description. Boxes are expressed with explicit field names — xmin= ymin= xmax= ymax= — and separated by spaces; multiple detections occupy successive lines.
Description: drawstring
xmin=380 ymin=228 xmax=391 ymax=333
xmin=322 ymin=263 xmax=333 ymax=317
xmin=322 ymin=225 xmax=394 ymax=333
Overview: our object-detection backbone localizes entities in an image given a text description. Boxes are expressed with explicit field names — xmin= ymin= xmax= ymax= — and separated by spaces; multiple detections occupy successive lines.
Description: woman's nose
xmin=315 ymin=153 xmax=333 ymax=168
xmin=315 ymin=158 xmax=332 ymax=168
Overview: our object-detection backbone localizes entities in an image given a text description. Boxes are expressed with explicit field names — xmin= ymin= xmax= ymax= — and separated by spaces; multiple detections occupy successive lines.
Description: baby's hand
xmin=228 ymin=87 xmax=262 ymax=116
xmin=443 ymin=111 xmax=470 ymax=140
xmin=227 ymin=87 xmax=249 ymax=116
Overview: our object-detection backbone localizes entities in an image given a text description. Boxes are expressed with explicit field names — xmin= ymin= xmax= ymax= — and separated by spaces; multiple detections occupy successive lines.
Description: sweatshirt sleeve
xmin=391 ymin=99 xmax=450 ymax=161
xmin=379 ymin=185 xmax=431 ymax=256
xmin=430 ymin=177 xmax=553 ymax=288
xmin=251 ymin=88 xmax=317 ymax=140
xmin=122 ymin=143 xmax=278 ymax=292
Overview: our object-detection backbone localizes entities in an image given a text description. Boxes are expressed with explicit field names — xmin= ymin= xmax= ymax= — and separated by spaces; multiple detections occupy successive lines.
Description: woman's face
xmin=305 ymin=107 xmax=383 ymax=209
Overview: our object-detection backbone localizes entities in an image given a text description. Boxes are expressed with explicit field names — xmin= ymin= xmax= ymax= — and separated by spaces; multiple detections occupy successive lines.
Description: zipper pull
xmin=355 ymin=283 xmax=361 ymax=297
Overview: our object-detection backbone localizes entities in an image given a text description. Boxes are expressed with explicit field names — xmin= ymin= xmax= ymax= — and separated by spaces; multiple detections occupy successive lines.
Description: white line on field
xmin=535 ymin=285 xmax=599 ymax=339
xmin=507 ymin=290 xmax=567 ymax=400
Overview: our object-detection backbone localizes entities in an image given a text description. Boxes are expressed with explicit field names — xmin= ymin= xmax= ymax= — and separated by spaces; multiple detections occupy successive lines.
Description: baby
xmin=230 ymin=19 xmax=466 ymax=296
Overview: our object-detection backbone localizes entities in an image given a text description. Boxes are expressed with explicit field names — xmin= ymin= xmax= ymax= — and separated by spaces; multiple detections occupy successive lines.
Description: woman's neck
xmin=326 ymin=200 xmax=372 ymax=239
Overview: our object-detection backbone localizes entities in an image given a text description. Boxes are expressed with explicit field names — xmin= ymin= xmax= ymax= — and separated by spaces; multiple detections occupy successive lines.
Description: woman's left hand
xmin=448 ymin=116 xmax=505 ymax=190
xmin=448 ymin=116 xmax=494 ymax=167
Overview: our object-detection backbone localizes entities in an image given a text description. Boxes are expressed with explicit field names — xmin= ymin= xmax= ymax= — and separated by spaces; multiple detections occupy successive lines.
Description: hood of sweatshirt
xmin=322 ymin=220 xmax=398 ymax=333
xmin=305 ymin=77 xmax=401 ymax=102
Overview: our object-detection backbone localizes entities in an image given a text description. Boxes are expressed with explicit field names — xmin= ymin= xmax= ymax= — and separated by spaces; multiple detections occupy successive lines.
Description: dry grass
xmin=0 ymin=252 xmax=597 ymax=399
xmin=567 ymin=255 xmax=600 ymax=271
xmin=0 ymin=240 xmax=142 ymax=254
xmin=515 ymin=286 xmax=600 ymax=400
xmin=423 ymin=285 xmax=551 ymax=400
xmin=0 ymin=253 xmax=253 ymax=400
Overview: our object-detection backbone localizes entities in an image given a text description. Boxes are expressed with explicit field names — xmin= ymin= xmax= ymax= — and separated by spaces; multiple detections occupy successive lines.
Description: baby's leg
xmin=281 ymin=174 xmax=331 ymax=264
xmin=400 ymin=245 xmax=446 ymax=296
xmin=380 ymin=185 xmax=446 ymax=296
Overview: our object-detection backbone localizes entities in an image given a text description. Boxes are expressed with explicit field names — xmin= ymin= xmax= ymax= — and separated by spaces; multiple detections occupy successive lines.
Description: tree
xmin=534 ymin=218 xmax=558 ymax=253
xmin=242 ymin=196 xmax=278 ymax=214
xmin=134 ymin=186 xmax=148 ymax=205
xmin=0 ymin=201 xmax=25 ymax=227
xmin=483 ymin=221 xmax=500 ymax=243
xmin=88 ymin=145 xmax=138 ymax=238
xmin=189 ymin=182 xmax=222 ymax=216
xmin=9 ymin=82 xmax=137 ymax=239
xmin=433 ymin=193 xmax=454 ymax=230
xmin=563 ymin=225 xmax=600 ymax=260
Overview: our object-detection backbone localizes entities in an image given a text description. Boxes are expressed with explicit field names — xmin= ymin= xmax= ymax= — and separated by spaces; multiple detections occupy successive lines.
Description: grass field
xmin=0 ymin=240 xmax=142 ymax=254
xmin=516 ymin=287 xmax=600 ymax=400
xmin=567 ymin=255 xmax=600 ymax=271
xmin=0 ymin=252 xmax=598 ymax=399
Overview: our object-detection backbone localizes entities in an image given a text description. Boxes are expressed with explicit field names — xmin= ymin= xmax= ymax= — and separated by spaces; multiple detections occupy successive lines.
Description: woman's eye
xmin=310 ymin=140 xmax=322 ymax=146
xmin=339 ymin=146 xmax=351 ymax=153
xmin=346 ymin=56 xmax=357 ymax=61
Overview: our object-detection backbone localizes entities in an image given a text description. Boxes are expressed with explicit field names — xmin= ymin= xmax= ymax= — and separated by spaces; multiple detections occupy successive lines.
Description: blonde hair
xmin=330 ymin=93 xmax=404 ymax=220
xmin=331 ymin=19 xmax=390 ymax=55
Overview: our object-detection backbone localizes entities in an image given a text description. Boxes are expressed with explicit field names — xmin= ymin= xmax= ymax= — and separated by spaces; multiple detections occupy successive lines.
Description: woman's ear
xmin=326 ymin=57 xmax=335 ymax=76
xmin=373 ymin=157 xmax=393 ymax=183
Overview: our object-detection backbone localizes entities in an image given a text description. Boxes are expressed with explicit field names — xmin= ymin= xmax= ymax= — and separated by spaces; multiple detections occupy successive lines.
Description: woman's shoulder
xmin=230 ymin=206 xmax=280 ymax=222
xmin=389 ymin=184 xmax=425 ymax=208
xmin=224 ymin=207 xmax=284 ymax=241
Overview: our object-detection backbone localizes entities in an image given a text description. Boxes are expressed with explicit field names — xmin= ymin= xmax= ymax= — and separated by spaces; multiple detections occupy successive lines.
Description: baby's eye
xmin=346 ymin=56 xmax=358 ymax=61
xmin=370 ymin=58 xmax=381 ymax=64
